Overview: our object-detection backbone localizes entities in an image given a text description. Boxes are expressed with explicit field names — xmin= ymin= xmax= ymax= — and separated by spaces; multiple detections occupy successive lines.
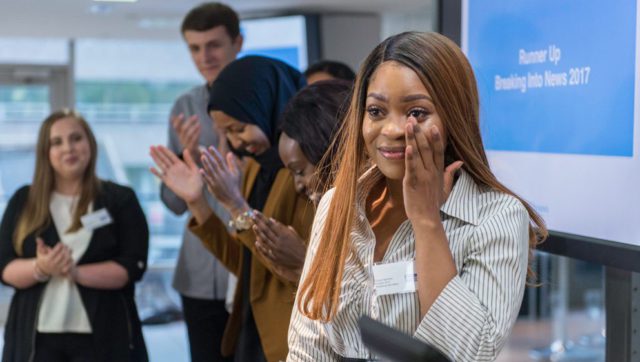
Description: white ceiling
xmin=0 ymin=0 xmax=432 ymax=40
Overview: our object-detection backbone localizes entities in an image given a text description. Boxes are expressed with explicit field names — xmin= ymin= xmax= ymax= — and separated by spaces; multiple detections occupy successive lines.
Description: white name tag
xmin=372 ymin=260 xmax=417 ymax=296
xmin=81 ymin=208 xmax=113 ymax=230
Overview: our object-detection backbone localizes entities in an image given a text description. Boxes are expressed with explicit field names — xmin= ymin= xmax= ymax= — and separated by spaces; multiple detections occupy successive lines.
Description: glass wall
xmin=0 ymin=15 xmax=310 ymax=360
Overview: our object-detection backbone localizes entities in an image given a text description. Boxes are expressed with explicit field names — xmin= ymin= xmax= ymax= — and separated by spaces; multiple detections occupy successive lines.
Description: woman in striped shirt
xmin=288 ymin=32 xmax=547 ymax=362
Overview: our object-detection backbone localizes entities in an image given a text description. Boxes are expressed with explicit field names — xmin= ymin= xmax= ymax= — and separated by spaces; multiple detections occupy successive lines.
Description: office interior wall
xmin=381 ymin=1 xmax=439 ymax=40
xmin=319 ymin=14 xmax=381 ymax=71
xmin=316 ymin=3 xmax=438 ymax=73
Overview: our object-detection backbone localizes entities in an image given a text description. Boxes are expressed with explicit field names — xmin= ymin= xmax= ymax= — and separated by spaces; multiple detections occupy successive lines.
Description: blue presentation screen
xmin=464 ymin=0 xmax=640 ymax=246
xmin=467 ymin=1 xmax=636 ymax=156
xmin=239 ymin=47 xmax=300 ymax=70
xmin=239 ymin=15 xmax=308 ymax=71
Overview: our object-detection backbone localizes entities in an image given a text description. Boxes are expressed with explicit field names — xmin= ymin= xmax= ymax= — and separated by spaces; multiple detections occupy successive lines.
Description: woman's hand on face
xmin=252 ymin=211 xmax=306 ymax=272
xmin=200 ymin=146 xmax=246 ymax=214
xmin=36 ymin=238 xmax=73 ymax=277
xmin=403 ymin=119 xmax=464 ymax=226
xmin=150 ymin=145 xmax=204 ymax=204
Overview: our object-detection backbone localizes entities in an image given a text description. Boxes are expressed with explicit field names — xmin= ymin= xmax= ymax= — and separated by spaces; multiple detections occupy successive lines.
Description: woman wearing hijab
xmin=150 ymin=56 xmax=312 ymax=362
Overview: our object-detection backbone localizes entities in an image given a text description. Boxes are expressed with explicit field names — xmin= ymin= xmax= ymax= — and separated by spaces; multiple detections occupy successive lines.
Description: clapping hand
xmin=252 ymin=211 xmax=306 ymax=282
xmin=36 ymin=238 xmax=73 ymax=277
xmin=200 ymin=146 xmax=247 ymax=215
xmin=171 ymin=114 xmax=201 ymax=161
xmin=150 ymin=145 xmax=204 ymax=204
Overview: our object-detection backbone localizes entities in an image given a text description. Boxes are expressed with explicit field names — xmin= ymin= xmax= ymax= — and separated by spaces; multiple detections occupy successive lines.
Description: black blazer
xmin=0 ymin=181 xmax=149 ymax=362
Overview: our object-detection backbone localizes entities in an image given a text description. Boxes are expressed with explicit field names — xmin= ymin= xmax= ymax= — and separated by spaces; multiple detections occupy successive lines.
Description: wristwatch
xmin=228 ymin=210 xmax=254 ymax=232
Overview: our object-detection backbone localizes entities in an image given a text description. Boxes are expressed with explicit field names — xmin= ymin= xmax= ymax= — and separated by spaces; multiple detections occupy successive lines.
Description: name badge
xmin=372 ymin=260 xmax=417 ymax=296
xmin=81 ymin=208 xmax=113 ymax=230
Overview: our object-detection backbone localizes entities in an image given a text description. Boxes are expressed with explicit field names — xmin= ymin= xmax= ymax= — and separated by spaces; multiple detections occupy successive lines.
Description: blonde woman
xmin=0 ymin=110 xmax=149 ymax=361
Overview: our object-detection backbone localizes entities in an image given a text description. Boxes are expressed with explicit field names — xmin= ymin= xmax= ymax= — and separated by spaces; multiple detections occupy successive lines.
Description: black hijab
xmin=208 ymin=55 xmax=306 ymax=210
xmin=208 ymin=57 xmax=306 ymax=360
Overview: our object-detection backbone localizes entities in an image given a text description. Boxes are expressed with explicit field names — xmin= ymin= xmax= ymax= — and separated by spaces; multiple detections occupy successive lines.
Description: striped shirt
xmin=287 ymin=167 xmax=530 ymax=361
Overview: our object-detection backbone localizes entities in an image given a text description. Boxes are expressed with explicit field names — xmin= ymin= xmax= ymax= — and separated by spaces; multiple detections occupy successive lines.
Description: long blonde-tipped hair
xmin=296 ymin=32 xmax=548 ymax=322
xmin=13 ymin=109 xmax=101 ymax=254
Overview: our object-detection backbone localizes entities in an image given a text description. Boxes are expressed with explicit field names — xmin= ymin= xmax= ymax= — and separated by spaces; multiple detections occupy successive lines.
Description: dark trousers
xmin=181 ymin=295 xmax=231 ymax=362
xmin=34 ymin=333 xmax=96 ymax=362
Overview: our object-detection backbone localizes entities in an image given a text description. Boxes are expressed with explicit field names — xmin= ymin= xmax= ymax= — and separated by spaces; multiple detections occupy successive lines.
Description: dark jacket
xmin=0 ymin=181 xmax=149 ymax=362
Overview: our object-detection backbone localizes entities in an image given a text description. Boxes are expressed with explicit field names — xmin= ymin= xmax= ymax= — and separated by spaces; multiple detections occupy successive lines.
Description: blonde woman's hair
xmin=13 ymin=109 xmax=100 ymax=254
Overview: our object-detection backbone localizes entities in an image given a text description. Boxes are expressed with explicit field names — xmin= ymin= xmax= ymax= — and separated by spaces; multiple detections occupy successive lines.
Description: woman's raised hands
xmin=150 ymin=145 xmax=204 ymax=204
xmin=200 ymin=146 xmax=247 ymax=215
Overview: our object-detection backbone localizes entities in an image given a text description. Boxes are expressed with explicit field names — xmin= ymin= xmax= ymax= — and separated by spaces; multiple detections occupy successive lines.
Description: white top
xmin=287 ymin=167 xmax=530 ymax=361
xmin=37 ymin=192 xmax=92 ymax=333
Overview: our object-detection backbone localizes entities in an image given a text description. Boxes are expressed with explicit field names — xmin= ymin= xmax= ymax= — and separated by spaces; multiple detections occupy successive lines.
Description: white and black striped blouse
xmin=287 ymin=167 xmax=530 ymax=361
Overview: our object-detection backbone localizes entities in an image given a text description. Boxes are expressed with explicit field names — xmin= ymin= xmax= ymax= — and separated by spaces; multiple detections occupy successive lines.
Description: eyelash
xmin=366 ymin=106 xmax=384 ymax=118
xmin=366 ymin=106 xmax=431 ymax=122
xmin=287 ymin=167 xmax=303 ymax=176
xmin=408 ymin=108 xmax=430 ymax=121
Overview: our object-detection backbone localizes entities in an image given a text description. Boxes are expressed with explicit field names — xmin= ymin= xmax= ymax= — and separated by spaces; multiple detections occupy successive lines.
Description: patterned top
xmin=288 ymin=167 xmax=530 ymax=361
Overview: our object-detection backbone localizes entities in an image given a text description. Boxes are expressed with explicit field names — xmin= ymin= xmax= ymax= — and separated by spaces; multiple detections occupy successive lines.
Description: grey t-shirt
xmin=162 ymin=85 xmax=231 ymax=300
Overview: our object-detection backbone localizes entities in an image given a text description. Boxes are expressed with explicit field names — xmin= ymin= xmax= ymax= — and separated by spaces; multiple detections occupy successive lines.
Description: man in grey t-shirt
xmin=162 ymin=3 xmax=242 ymax=361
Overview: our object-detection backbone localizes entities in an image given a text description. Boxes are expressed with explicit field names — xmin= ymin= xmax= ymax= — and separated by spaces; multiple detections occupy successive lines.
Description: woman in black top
xmin=0 ymin=109 xmax=149 ymax=361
